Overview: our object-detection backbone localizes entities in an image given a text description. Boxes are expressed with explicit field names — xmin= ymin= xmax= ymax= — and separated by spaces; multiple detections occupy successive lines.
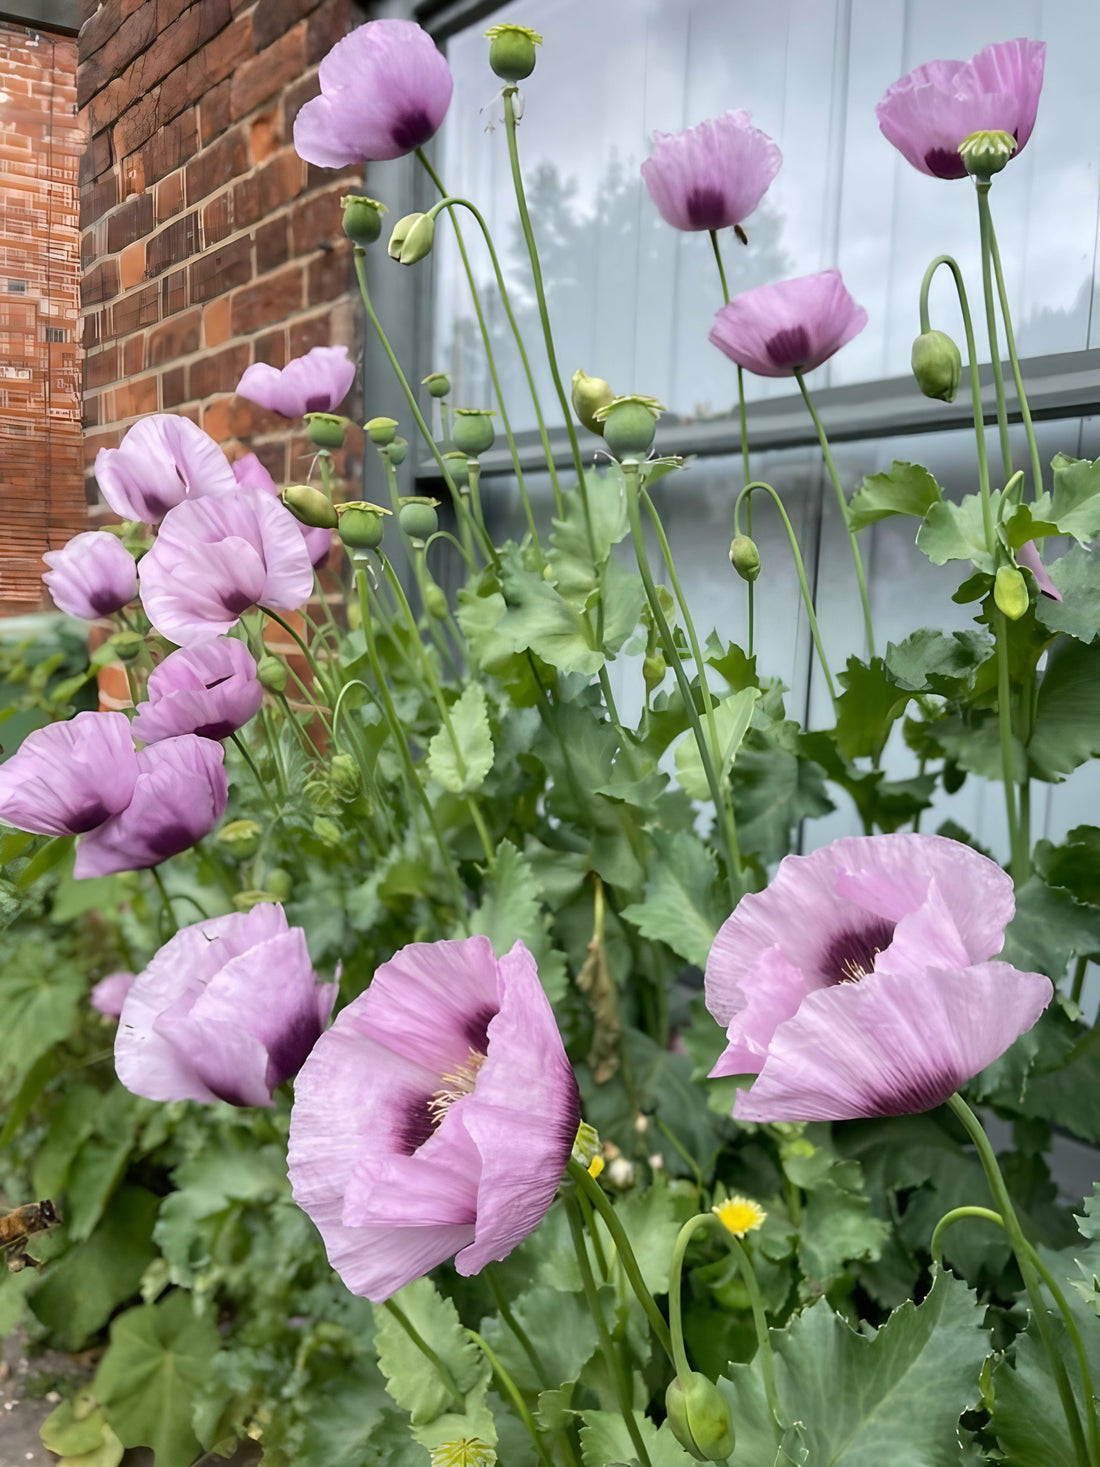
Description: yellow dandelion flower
xmin=712 ymin=1195 xmax=766 ymax=1238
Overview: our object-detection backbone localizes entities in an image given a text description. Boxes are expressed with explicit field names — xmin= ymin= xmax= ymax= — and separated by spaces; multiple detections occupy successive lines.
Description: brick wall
xmin=0 ymin=22 xmax=85 ymax=614
xmin=78 ymin=0 xmax=367 ymax=505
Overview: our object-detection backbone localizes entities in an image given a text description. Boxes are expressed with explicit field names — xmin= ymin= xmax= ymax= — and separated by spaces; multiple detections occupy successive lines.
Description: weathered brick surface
xmin=75 ymin=0 xmax=367 ymax=545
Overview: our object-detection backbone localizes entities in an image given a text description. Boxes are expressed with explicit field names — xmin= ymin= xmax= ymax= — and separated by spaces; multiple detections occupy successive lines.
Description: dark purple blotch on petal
xmin=397 ymin=1094 xmax=435 ymax=1155
xmin=391 ymin=107 xmax=434 ymax=151
xmin=464 ymin=1004 xmax=497 ymax=1053
xmin=685 ymin=187 xmax=729 ymax=230
xmin=266 ymin=1009 xmax=325 ymax=1087
xmin=821 ymin=919 xmax=896 ymax=986
xmin=765 ymin=325 xmax=812 ymax=370
xmin=208 ymin=1079 xmax=257 ymax=1107
xmin=192 ymin=719 xmax=237 ymax=741
xmin=221 ymin=588 xmax=257 ymax=616
xmin=303 ymin=393 xmax=331 ymax=414
xmin=865 ymin=1067 xmax=963 ymax=1118
xmin=923 ymin=147 xmax=969 ymax=180
xmin=68 ymin=801 xmax=110 ymax=834
xmin=149 ymin=823 xmax=196 ymax=859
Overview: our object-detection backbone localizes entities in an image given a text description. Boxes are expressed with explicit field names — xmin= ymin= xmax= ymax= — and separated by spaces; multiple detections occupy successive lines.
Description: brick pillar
xmin=0 ymin=22 xmax=85 ymax=614
xmin=77 ymin=0 xmax=366 ymax=509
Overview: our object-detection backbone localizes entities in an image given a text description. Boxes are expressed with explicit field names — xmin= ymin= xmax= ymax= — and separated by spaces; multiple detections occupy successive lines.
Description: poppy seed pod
xmin=452 ymin=409 xmax=496 ymax=457
xmin=598 ymin=395 xmax=662 ymax=460
xmin=398 ymin=496 xmax=440 ymax=540
xmin=341 ymin=194 xmax=387 ymax=246
xmin=442 ymin=451 xmax=469 ymax=488
xmin=282 ymin=484 xmax=339 ymax=530
xmin=217 ymin=819 xmax=262 ymax=862
xmin=422 ymin=371 xmax=451 ymax=398
xmin=338 ymin=501 xmax=389 ymax=551
xmin=571 ymin=369 xmax=615 ymax=435
xmin=257 ymin=655 xmax=287 ymax=693
xmin=387 ymin=436 xmax=409 ymax=466
xmin=911 ymin=330 xmax=961 ymax=403
xmin=642 ymin=653 xmax=666 ymax=691
xmin=959 ymin=127 xmax=1017 ymax=179
xmin=304 ymin=412 xmax=347 ymax=450
xmin=485 ymin=23 xmax=541 ymax=82
xmin=365 ymin=416 xmax=399 ymax=446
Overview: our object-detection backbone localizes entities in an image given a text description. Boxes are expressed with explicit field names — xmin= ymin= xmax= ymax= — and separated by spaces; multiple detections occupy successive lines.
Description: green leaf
xmin=497 ymin=554 xmax=603 ymax=675
xmin=848 ymin=461 xmax=944 ymax=532
xmin=1034 ymin=826 xmax=1100 ymax=906
xmin=1045 ymin=452 xmax=1100 ymax=542
xmin=373 ymin=1276 xmax=490 ymax=1427
xmin=549 ymin=466 xmax=630 ymax=608
xmin=468 ymin=838 xmax=566 ymax=1002
xmin=427 ymin=684 xmax=495 ymax=795
xmin=797 ymin=1177 xmax=890 ymax=1298
xmin=0 ymin=940 xmax=85 ymax=1099
xmin=1029 ymin=636 xmax=1100 ymax=780
xmin=599 ymin=556 xmax=646 ymax=656
xmin=886 ymin=628 xmax=994 ymax=696
xmin=916 ymin=492 xmax=999 ymax=572
xmin=63 ymin=1087 xmax=146 ymax=1242
xmin=673 ymin=687 xmax=761 ymax=800
xmin=1034 ymin=542 xmax=1100 ymax=643
xmin=733 ymin=723 xmax=833 ymax=864
xmin=16 ymin=833 xmax=74 ymax=889
xmin=478 ymin=1284 xmax=598 ymax=1396
xmin=93 ymin=1291 xmax=219 ymax=1467
xmin=833 ymin=658 xmax=910 ymax=761
xmin=579 ymin=1409 xmax=696 ymax=1467
xmin=1001 ymin=874 xmax=1100 ymax=981
xmin=612 ymin=1174 xmax=698 ymax=1296
xmin=620 ymin=830 xmax=725 ymax=970
xmin=40 ymin=1387 xmax=125 ymax=1466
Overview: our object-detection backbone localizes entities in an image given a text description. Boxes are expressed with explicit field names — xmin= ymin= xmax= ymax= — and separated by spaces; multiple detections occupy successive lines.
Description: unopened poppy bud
xmin=365 ymin=416 xmax=398 ymax=446
xmin=313 ymin=815 xmax=342 ymax=846
xmin=282 ymin=483 xmax=338 ymax=530
xmin=257 ymin=655 xmax=287 ymax=693
xmin=424 ymin=583 xmax=448 ymax=620
xmin=303 ymin=412 xmax=347 ymax=450
xmin=571 ymin=369 xmax=615 ymax=435
xmin=676 ymin=1373 xmax=737 ymax=1461
xmin=442 ymin=451 xmax=469 ymax=488
xmin=217 ymin=819 xmax=262 ymax=861
xmin=911 ymin=330 xmax=961 ymax=403
xmin=329 ymin=753 xmax=361 ymax=799
xmin=485 ymin=23 xmax=542 ymax=82
xmin=398 ymin=496 xmax=440 ymax=541
xmin=391 ymin=211 xmax=434 ymax=265
xmin=108 ymin=629 xmax=145 ymax=663
xmin=388 ymin=213 xmax=420 ymax=260
xmin=422 ymin=372 xmax=451 ymax=398
xmin=994 ymin=565 xmax=1029 ymax=621
xmin=643 ymin=653 xmax=666 ymax=691
xmin=728 ymin=535 xmax=761 ymax=582
xmin=959 ymin=128 xmax=1017 ymax=180
xmin=452 ymin=408 xmax=496 ymax=457
xmin=597 ymin=394 xmax=664 ymax=460
xmin=338 ymin=501 xmax=391 ymax=552
xmin=341 ymin=194 xmax=386 ymax=247
xmin=664 ymin=1379 xmax=707 ymax=1461
xmin=387 ymin=436 xmax=409 ymax=466
xmin=266 ymin=867 xmax=293 ymax=901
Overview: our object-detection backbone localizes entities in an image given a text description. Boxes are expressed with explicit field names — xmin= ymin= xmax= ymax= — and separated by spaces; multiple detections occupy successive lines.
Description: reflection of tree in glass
xmin=1016 ymin=275 xmax=1092 ymax=359
xmin=442 ymin=153 xmax=791 ymax=427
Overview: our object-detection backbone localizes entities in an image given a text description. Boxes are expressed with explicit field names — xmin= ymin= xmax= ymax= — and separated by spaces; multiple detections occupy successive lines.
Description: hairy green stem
xmin=383 ymin=1299 xmax=464 ymax=1411
xmin=975 ymin=183 xmax=1014 ymax=481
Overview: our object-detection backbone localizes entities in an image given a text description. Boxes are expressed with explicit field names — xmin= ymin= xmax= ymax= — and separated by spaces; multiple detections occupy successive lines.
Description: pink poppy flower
xmin=73 ymin=735 xmax=228 ymax=878
xmin=236 ymin=347 xmax=355 ymax=419
xmin=293 ymin=18 xmax=453 ymax=168
xmin=641 ymin=110 xmax=782 ymax=233
xmin=877 ymin=39 xmax=1045 ymax=181
xmin=115 ymin=904 xmax=337 ymax=1107
xmin=1017 ymin=540 xmax=1062 ymax=602
xmin=709 ymin=270 xmax=868 ymax=378
xmin=131 ymin=637 xmax=263 ymax=744
xmin=94 ymin=415 xmax=237 ymax=524
xmin=138 ymin=486 xmax=314 ymax=645
xmin=288 ymin=936 xmax=580 ymax=1302
xmin=705 ymin=833 xmax=1052 ymax=1122
xmin=42 ymin=532 xmax=137 ymax=621
xmin=0 ymin=711 xmax=139 ymax=837
xmin=91 ymin=972 xmax=135 ymax=1019
xmin=232 ymin=454 xmax=332 ymax=569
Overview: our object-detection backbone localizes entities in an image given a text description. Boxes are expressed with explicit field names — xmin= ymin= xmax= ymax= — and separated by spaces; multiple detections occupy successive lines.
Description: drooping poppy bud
xmin=571 ymin=369 xmax=615 ymax=435
xmin=728 ymin=535 xmax=761 ymax=582
xmin=911 ymin=330 xmax=961 ymax=403
xmin=282 ymin=484 xmax=339 ymax=530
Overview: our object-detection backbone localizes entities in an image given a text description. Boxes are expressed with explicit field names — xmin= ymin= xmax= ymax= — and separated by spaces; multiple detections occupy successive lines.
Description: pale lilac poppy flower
xmin=115 ymin=904 xmax=337 ymax=1107
xmin=877 ymin=40 xmax=1045 ymax=181
xmin=91 ymin=972 xmax=135 ymax=1019
xmin=236 ymin=347 xmax=355 ymax=419
xmin=232 ymin=454 xmax=332 ymax=569
xmin=138 ymin=486 xmax=313 ymax=644
xmin=293 ymin=18 xmax=454 ymax=168
xmin=706 ymin=833 xmax=1052 ymax=1122
xmin=1017 ymin=540 xmax=1062 ymax=602
xmin=288 ymin=936 xmax=579 ymax=1302
xmin=131 ymin=637 xmax=263 ymax=744
xmin=641 ymin=110 xmax=782 ymax=233
xmin=74 ymin=735 xmax=228 ymax=878
xmin=0 ymin=711 xmax=138 ymax=837
xmin=42 ymin=532 xmax=137 ymax=621
xmin=95 ymin=415 xmax=237 ymax=524
xmin=709 ymin=270 xmax=868 ymax=378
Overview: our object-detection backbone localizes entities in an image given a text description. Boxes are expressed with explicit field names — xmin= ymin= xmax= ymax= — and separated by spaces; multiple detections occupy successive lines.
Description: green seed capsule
xmin=994 ymin=565 xmax=1029 ymax=621
xmin=341 ymin=194 xmax=386 ymax=246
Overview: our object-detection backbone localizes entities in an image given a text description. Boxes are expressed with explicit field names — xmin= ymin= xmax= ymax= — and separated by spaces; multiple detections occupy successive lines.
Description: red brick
xmin=78 ymin=2 xmax=159 ymax=109
xmin=120 ymin=148 xmax=145 ymax=198
xmin=145 ymin=210 xmax=200 ymax=276
xmin=190 ymin=234 xmax=251 ymax=302
xmin=202 ymin=395 xmax=271 ymax=441
xmin=106 ymin=188 xmax=154 ymax=252
xmin=252 ymin=0 xmax=324 ymax=52
xmin=112 ymin=89 xmax=160 ymax=159
xmin=250 ymin=109 xmax=281 ymax=165
xmin=118 ymin=238 xmax=145 ymax=289
xmin=307 ymin=242 xmax=351 ymax=305
xmin=230 ymin=23 xmax=305 ymax=121
xmin=289 ymin=184 xmax=345 ymax=255
xmin=256 ymin=216 xmax=289 ymax=273
xmin=161 ymin=266 xmax=188 ymax=314
xmin=305 ymin=159 xmax=358 ymax=192
xmin=282 ymin=72 xmax=319 ymax=137
xmin=159 ymin=13 xmax=252 ymax=121
xmin=253 ymin=439 xmax=287 ymax=482
xmin=156 ymin=169 xmax=185 ymax=222
xmin=82 ymin=257 xmax=119 ymax=305
xmin=85 ymin=343 xmax=119 ymax=389
xmin=306 ymin=0 xmax=352 ymax=67
xmin=185 ymin=124 xmax=248 ymax=205
xmin=190 ymin=341 xmax=250 ymax=400
xmin=200 ymin=77 xmax=231 ymax=145
xmin=112 ymin=281 xmax=159 ymax=335
xmin=122 ymin=334 xmax=145 ymax=375
xmin=80 ymin=171 xmax=118 ymax=227
xmin=142 ymin=107 xmax=199 ymax=186
xmin=113 ymin=373 xmax=159 ymax=419
xmin=203 ymin=296 xmax=232 ymax=347
xmin=82 ymin=393 xmax=101 ymax=429
xmin=254 ymin=327 xmax=287 ymax=368
xmin=289 ymin=311 xmax=332 ymax=357
xmin=80 ymin=128 xmax=113 ymax=184
xmin=162 ymin=364 xmax=187 ymax=407
xmin=202 ymin=191 xmax=233 ymax=244
xmin=148 ymin=307 xmax=202 ymax=365
xmin=230 ymin=263 xmax=302 ymax=333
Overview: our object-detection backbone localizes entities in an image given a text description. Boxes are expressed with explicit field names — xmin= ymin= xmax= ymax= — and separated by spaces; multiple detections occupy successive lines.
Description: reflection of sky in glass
xmin=435 ymin=0 xmax=1100 ymax=427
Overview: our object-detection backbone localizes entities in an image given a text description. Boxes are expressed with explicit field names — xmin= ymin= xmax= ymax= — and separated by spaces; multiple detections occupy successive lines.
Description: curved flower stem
xmin=383 ymin=1299 xmax=464 ymax=1412
xmin=640 ymin=478 xmax=742 ymax=877
xmin=565 ymin=1194 xmax=653 ymax=1467
xmin=948 ymin=1094 xmax=1096 ymax=1467
xmin=466 ymin=1329 xmax=560 ymax=1467
xmin=500 ymin=86 xmax=596 ymax=562
xmin=929 ymin=1204 xmax=1006 ymax=1266
xmin=485 ymin=1266 xmax=551 ymax=1390
xmin=149 ymin=864 xmax=179 ymax=937
xmin=623 ymin=463 xmax=740 ymax=901
xmin=667 ymin=1214 xmax=710 ymax=1379
xmin=414 ymin=168 xmax=563 ymax=527
xmin=723 ymin=1232 xmax=782 ymax=1429
xmin=794 ymin=370 xmax=876 ymax=661
xmin=734 ymin=480 xmax=835 ymax=699
xmin=256 ymin=607 xmax=337 ymax=732
xmin=975 ymin=183 xmax=1014 ymax=482
xmin=568 ymin=1157 xmax=675 ymax=1367
xmin=227 ymin=730 xmax=279 ymax=814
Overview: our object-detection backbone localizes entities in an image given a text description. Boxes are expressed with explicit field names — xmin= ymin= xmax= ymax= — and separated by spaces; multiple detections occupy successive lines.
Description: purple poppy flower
xmin=0 ymin=711 xmax=139 ymax=837
xmin=877 ymin=39 xmax=1045 ymax=181
xmin=74 ymin=735 xmax=228 ymax=879
xmin=95 ymin=415 xmax=237 ymax=524
xmin=709 ymin=270 xmax=868 ymax=379
xmin=42 ymin=532 xmax=137 ymax=621
xmin=641 ymin=110 xmax=782 ymax=233
xmin=138 ymin=486 xmax=314 ymax=644
xmin=91 ymin=972 xmax=135 ymax=1019
xmin=232 ymin=454 xmax=332 ymax=570
xmin=1017 ymin=540 xmax=1062 ymax=602
xmin=705 ymin=833 xmax=1052 ymax=1122
xmin=115 ymin=904 xmax=337 ymax=1107
xmin=131 ymin=637 xmax=263 ymax=745
xmin=293 ymin=18 xmax=454 ymax=168
xmin=237 ymin=347 xmax=355 ymax=419
xmin=288 ymin=936 xmax=580 ymax=1302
